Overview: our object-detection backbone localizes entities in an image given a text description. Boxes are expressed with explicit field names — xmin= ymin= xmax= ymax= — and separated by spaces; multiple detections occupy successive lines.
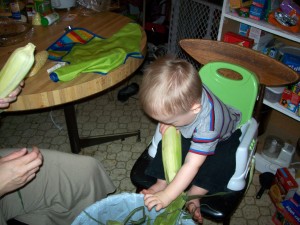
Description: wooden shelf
xmin=223 ymin=12 xmax=300 ymax=43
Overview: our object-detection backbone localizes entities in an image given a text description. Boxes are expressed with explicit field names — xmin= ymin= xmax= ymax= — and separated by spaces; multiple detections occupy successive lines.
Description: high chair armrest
xmin=227 ymin=118 xmax=258 ymax=191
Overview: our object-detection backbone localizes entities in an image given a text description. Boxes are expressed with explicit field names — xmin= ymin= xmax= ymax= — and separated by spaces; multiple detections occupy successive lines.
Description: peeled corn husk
xmin=0 ymin=43 xmax=35 ymax=98
xmin=162 ymin=126 xmax=182 ymax=183
xmin=153 ymin=126 xmax=187 ymax=225
xmin=27 ymin=50 xmax=48 ymax=77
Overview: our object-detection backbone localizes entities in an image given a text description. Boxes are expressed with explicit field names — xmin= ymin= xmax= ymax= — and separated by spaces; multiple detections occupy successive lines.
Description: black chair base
xmin=200 ymin=188 xmax=246 ymax=225
xmin=130 ymin=145 xmax=156 ymax=192
xmin=130 ymin=146 xmax=248 ymax=225
xmin=7 ymin=219 xmax=28 ymax=225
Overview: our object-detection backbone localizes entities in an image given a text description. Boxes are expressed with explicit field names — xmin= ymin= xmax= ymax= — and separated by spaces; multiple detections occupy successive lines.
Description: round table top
xmin=1 ymin=9 xmax=147 ymax=112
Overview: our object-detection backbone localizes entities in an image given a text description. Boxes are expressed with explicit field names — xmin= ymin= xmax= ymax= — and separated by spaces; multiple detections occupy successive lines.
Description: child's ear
xmin=191 ymin=103 xmax=201 ymax=114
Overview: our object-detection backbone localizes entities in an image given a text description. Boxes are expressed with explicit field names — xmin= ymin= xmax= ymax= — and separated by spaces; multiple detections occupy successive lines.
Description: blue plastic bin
xmin=72 ymin=193 xmax=195 ymax=225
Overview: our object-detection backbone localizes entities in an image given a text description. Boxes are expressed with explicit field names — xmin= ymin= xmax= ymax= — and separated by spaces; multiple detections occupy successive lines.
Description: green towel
xmin=48 ymin=23 xmax=143 ymax=82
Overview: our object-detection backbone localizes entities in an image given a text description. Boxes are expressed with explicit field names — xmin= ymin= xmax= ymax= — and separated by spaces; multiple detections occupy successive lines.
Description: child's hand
xmin=159 ymin=123 xmax=179 ymax=136
xmin=159 ymin=123 xmax=171 ymax=135
xmin=140 ymin=188 xmax=155 ymax=195
xmin=144 ymin=190 xmax=173 ymax=211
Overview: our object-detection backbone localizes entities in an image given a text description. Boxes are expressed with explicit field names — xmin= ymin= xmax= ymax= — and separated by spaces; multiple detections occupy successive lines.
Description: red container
xmin=223 ymin=32 xmax=254 ymax=48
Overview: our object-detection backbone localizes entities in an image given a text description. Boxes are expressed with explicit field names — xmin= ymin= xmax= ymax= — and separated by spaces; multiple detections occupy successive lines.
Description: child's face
xmin=151 ymin=103 xmax=201 ymax=127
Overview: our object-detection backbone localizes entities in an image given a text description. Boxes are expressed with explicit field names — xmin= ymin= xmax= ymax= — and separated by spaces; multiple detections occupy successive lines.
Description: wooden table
xmin=1 ymin=9 xmax=147 ymax=153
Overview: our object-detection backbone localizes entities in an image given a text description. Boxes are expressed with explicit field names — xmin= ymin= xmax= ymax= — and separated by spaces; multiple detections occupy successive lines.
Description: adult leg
xmin=0 ymin=207 xmax=7 ymax=225
xmin=0 ymin=148 xmax=116 ymax=225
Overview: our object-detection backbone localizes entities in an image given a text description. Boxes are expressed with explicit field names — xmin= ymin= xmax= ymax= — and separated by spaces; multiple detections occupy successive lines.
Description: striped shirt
xmin=178 ymin=85 xmax=241 ymax=155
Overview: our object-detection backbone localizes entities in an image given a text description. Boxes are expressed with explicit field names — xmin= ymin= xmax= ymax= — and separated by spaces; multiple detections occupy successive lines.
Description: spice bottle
xmin=10 ymin=0 xmax=21 ymax=20
xmin=10 ymin=0 xmax=27 ymax=21
xmin=41 ymin=12 xmax=59 ymax=26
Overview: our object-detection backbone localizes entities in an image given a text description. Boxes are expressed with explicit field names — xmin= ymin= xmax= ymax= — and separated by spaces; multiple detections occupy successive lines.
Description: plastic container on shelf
xmin=265 ymin=86 xmax=285 ymax=103
xmin=279 ymin=46 xmax=300 ymax=57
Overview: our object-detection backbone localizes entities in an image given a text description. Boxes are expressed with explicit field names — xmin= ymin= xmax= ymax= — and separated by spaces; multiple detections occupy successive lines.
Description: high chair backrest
xmin=200 ymin=62 xmax=259 ymax=191
xmin=199 ymin=62 xmax=259 ymax=126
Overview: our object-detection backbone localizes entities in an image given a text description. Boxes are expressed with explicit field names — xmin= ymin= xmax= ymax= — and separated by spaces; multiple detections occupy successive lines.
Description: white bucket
xmin=51 ymin=0 xmax=76 ymax=9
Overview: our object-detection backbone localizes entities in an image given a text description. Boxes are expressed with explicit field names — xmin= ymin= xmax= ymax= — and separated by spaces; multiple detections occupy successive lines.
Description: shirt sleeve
xmin=189 ymin=129 xmax=220 ymax=155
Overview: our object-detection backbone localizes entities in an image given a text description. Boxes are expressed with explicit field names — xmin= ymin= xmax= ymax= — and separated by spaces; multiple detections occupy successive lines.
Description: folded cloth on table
xmin=47 ymin=22 xmax=143 ymax=82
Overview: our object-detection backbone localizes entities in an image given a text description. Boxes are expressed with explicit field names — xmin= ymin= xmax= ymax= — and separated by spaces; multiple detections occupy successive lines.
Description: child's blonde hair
xmin=139 ymin=55 xmax=202 ymax=117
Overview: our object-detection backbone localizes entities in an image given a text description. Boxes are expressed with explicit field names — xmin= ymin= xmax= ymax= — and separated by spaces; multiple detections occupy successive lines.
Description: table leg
xmin=64 ymin=104 xmax=81 ymax=154
xmin=64 ymin=104 xmax=141 ymax=154
xmin=254 ymin=84 xmax=266 ymax=124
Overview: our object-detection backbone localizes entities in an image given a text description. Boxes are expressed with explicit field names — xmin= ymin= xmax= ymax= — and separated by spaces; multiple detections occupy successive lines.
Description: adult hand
xmin=0 ymin=81 xmax=24 ymax=109
xmin=0 ymin=146 xmax=43 ymax=197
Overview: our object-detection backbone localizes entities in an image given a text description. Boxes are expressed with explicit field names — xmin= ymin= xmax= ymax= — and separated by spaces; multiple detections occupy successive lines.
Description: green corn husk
xmin=162 ymin=126 xmax=182 ymax=183
xmin=0 ymin=43 xmax=35 ymax=98
xmin=153 ymin=126 xmax=188 ymax=225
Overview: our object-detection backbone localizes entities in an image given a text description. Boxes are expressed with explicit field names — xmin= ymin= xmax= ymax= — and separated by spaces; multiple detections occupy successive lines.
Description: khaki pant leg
xmin=0 ymin=208 xmax=7 ymax=225
xmin=0 ymin=148 xmax=116 ymax=225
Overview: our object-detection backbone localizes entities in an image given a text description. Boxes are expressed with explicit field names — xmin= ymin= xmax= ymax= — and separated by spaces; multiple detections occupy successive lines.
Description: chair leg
xmin=223 ymin=217 xmax=231 ymax=225
xmin=7 ymin=219 xmax=28 ymax=225
xmin=136 ymin=187 xmax=143 ymax=193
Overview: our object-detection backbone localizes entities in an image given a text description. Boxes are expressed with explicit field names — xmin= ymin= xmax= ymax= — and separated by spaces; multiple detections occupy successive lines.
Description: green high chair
xmin=131 ymin=56 xmax=260 ymax=225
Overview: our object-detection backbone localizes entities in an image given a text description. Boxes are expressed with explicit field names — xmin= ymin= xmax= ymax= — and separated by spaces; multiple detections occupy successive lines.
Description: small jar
xmin=41 ymin=12 xmax=59 ymax=26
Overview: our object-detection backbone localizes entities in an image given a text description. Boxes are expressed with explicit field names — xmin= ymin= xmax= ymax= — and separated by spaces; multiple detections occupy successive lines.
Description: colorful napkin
xmin=47 ymin=23 xmax=143 ymax=82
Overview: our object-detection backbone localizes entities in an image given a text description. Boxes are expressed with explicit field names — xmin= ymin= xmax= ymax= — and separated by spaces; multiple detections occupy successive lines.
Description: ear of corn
xmin=27 ymin=50 xmax=48 ymax=77
xmin=153 ymin=126 xmax=188 ymax=225
xmin=162 ymin=126 xmax=182 ymax=183
xmin=0 ymin=43 xmax=35 ymax=98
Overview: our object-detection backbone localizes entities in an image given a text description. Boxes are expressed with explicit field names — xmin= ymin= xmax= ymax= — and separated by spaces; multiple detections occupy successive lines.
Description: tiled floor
xmin=0 ymin=72 xmax=277 ymax=225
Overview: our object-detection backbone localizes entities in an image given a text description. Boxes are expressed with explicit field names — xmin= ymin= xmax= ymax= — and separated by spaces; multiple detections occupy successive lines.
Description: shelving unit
xmin=218 ymin=0 xmax=300 ymax=122
xmin=218 ymin=5 xmax=300 ymax=42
